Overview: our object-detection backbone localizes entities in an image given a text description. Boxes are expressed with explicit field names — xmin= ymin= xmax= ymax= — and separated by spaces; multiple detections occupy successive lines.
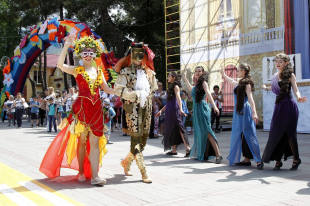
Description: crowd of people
xmin=2 ymin=87 xmax=78 ymax=132
xmin=1 ymin=32 xmax=306 ymax=186
xmin=2 ymin=80 xmax=223 ymax=142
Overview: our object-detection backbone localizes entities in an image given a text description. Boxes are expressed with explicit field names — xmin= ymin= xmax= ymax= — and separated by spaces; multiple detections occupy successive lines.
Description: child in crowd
xmin=4 ymin=95 xmax=15 ymax=126
xmin=103 ymin=98 xmax=116 ymax=144
xmin=30 ymin=96 xmax=40 ymax=127
xmin=180 ymin=90 xmax=189 ymax=127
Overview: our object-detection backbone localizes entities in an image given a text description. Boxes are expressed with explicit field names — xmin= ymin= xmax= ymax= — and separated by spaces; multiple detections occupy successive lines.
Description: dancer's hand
xmin=180 ymin=110 xmax=187 ymax=117
xmin=155 ymin=111 xmax=161 ymax=117
xmin=252 ymin=113 xmax=258 ymax=124
xmin=261 ymin=84 xmax=268 ymax=91
xmin=297 ymin=96 xmax=307 ymax=103
xmin=214 ymin=107 xmax=220 ymax=116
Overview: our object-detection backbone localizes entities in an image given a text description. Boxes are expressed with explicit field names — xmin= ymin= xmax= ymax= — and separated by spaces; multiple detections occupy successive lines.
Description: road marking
xmin=0 ymin=184 xmax=36 ymax=206
xmin=0 ymin=162 xmax=82 ymax=206
xmin=19 ymin=181 xmax=75 ymax=206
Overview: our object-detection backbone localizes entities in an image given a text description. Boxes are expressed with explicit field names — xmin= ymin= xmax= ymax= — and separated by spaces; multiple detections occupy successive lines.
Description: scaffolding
xmin=164 ymin=0 xmax=181 ymax=75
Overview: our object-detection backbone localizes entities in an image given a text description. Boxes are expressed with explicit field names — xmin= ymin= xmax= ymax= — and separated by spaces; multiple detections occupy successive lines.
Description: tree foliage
xmin=0 ymin=0 xmax=166 ymax=88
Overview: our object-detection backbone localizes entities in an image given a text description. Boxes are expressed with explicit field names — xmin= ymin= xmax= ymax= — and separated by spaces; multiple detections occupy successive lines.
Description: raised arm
xmin=203 ymin=81 xmax=219 ymax=115
xmin=221 ymin=68 xmax=238 ymax=87
xmin=56 ymin=35 xmax=76 ymax=77
xmin=291 ymin=73 xmax=307 ymax=103
xmin=181 ymin=69 xmax=193 ymax=93
xmin=245 ymin=84 xmax=258 ymax=123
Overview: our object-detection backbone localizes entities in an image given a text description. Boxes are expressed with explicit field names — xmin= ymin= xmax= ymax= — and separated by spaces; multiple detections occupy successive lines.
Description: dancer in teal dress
xmin=221 ymin=63 xmax=264 ymax=169
xmin=182 ymin=66 xmax=223 ymax=163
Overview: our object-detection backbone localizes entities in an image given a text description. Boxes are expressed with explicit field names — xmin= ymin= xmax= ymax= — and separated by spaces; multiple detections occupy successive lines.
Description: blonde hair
xmin=48 ymin=87 xmax=55 ymax=95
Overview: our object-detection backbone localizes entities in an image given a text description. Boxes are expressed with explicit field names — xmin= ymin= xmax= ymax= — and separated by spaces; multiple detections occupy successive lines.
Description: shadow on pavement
xmin=296 ymin=182 xmax=310 ymax=195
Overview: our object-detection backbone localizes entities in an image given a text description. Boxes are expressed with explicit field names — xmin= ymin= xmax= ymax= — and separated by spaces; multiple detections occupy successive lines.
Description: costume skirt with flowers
xmin=39 ymin=114 xmax=107 ymax=179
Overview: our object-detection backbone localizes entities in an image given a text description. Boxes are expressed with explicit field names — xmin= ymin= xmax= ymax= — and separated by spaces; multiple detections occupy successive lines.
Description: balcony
xmin=180 ymin=26 xmax=284 ymax=65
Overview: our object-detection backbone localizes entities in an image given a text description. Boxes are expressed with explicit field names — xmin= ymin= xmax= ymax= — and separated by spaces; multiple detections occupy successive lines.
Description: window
xmin=222 ymin=65 xmax=237 ymax=113
xmin=33 ymin=70 xmax=42 ymax=84
xmin=243 ymin=0 xmax=266 ymax=30
xmin=218 ymin=0 xmax=233 ymax=22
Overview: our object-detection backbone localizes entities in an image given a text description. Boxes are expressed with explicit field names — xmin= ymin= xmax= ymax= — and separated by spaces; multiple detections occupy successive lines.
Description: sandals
xmin=273 ymin=161 xmax=283 ymax=170
xmin=166 ymin=151 xmax=178 ymax=156
xmin=290 ymin=159 xmax=301 ymax=170
xmin=256 ymin=162 xmax=264 ymax=170
xmin=215 ymin=156 xmax=223 ymax=164
xmin=184 ymin=150 xmax=191 ymax=157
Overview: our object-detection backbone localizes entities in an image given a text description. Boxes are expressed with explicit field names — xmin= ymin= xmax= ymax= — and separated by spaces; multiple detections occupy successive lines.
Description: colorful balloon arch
xmin=0 ymin=18 xmax=118 ymax=112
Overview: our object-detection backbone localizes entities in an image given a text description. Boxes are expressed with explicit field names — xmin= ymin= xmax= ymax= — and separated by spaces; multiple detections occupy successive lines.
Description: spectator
xmin=64 ymin=87 xmax=75 ymax=116
xmin=4 ymin=95 xmax=15 ymax=126
xmin=211 ymin=85 xmax=223 ymax=133
xmin=154 ymin=81 xmax=167 ymax=136
xmin=38 ymin=95 xmax=46 ymax=127
xmin=14 ymin=92 xmax=26 ymax=128
xmin=45 ymin=87 xmax=57 ymax=133
xmin=103 ymin=98 xmax=116 ymax=144
xmin=181 ymin=90 xmax=189 ymax=126
xmin=47 ymin=98 xmax=57 ymax=133
xmin=112 ymin=96 xmax=123 ymax=130
xmin=56 ymin=92 xmax=65 ymax=123
xmin=2 ymin=97 xmax=8 ymax=122
xmin=30 ymin=96 xmax=40 ymax=127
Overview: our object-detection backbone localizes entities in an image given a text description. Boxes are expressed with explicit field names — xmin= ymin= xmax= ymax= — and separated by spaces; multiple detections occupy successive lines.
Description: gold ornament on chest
xmin=75 ymin=66 xmax=103 ymax=95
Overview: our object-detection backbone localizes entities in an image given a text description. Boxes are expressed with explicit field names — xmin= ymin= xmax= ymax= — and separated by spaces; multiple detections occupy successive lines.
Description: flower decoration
xmin=2 ymin=60 xmax=11 ymax=75
xmin=56 ymin=25 xmax=66 ymax=43
xmin=5 ymin=91 xmax=10 ymax=99
xmin=73 ymin=36 xmax=103 ymax=57
xmin=3 ymin=73 xmax=14 ymax=87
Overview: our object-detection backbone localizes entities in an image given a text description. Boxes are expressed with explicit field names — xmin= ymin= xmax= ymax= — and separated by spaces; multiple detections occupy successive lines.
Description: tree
xmin=64 ymin=0 xmax=166 ymax=83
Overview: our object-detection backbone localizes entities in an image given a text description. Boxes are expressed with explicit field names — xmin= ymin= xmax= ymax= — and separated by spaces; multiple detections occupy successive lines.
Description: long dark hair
xmin=235 ymin=63 xmax=254 ymax=114
xmin=195 ymin=68 xmax=209 ymax=103
xmin=167 ymin=71 xmax=181 ymax=100
xmin=275 ymin=53 xmax=293 ymax=104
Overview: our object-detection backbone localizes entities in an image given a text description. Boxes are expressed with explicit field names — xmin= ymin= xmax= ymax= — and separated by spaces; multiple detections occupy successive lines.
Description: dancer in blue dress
xmin=182 ymin=66 xmax=222 ymax=163
xmin=221 ymin=63 xmax=264 ymax=169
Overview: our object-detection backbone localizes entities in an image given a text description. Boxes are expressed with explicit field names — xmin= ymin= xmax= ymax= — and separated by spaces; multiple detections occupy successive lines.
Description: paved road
xmin=0 ymin=121 xmax=310 ymax=206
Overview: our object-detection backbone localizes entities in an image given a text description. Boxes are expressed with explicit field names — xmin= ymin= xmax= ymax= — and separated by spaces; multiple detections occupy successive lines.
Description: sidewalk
xmin=0 ymin=121 xmax=309 ymax=205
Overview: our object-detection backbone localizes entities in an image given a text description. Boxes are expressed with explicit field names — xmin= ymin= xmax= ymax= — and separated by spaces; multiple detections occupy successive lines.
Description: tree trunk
xmin=69 ymin=51 xmax=76 ymax=87
xmin=63 ymin=55 xmax=68 ymax=90
xmin=43 ymin=50 xmax=47 ymax=90
xmin=38 ymin=55 xmax=45 ymax=90
xmin=27 ymin=76 xmax=37 ymax=98
xmin=59 ymin=3 xmax=64 ymax=20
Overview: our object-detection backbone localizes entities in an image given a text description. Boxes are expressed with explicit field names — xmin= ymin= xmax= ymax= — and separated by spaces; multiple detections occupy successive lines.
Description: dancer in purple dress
xmin=156 ymin=72 xmax=190 ymax=157
xmin=262 ymin=53 xmax=307 ymax=170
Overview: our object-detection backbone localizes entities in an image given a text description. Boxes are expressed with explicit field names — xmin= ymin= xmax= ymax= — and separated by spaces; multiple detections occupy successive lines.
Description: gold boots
xmin=121 ymin=152 xmax=135 ymax=176
xmin=135 ymin=152 xmax=152 ymax=183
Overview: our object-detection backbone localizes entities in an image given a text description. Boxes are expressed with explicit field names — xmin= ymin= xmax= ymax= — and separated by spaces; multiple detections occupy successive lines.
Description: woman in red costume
xmin=39 ymin=34 xmax=113 ymax=186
